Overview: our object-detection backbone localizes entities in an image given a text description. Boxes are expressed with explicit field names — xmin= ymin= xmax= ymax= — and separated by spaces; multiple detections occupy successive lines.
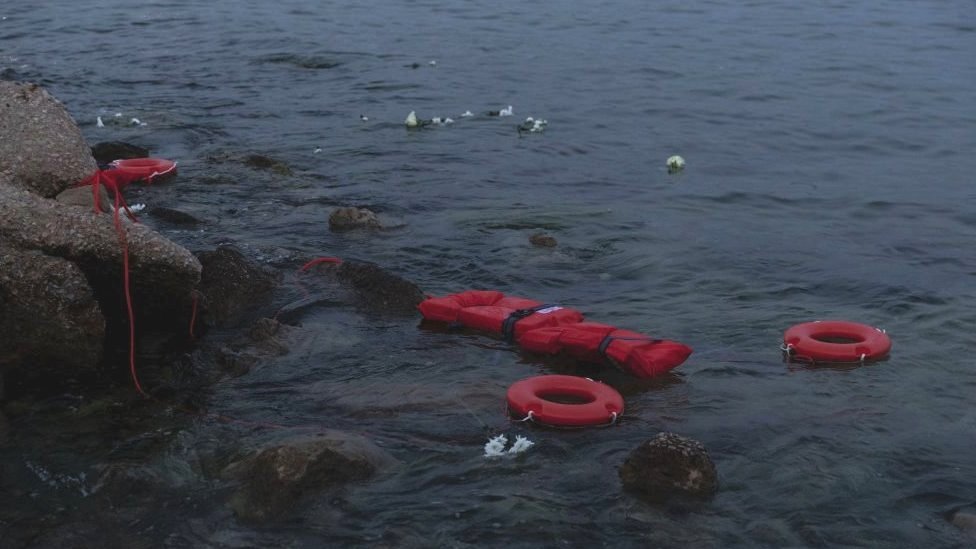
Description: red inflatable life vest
xmin=518 ymin=322 xmax=692 ymax=378
xmin=418 ymin=290 xmax=584 ymax=341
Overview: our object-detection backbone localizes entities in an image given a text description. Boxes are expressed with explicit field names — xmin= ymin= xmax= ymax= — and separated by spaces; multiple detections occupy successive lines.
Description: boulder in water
xmin=90 ymin=141 xmax=149 ymax=165
xmin=222 ymin=430 xmax=395 ymax=523
xmin=196 ymin=246 xmax=279 ymax=327
xmin=329 ymin=207 xmax=381 ymax=232
xmin=619 ymin=432 xmax=718 ymax=502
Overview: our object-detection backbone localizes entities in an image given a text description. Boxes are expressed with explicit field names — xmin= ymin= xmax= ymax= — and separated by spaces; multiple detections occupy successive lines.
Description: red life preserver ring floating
xmin=783 ymin=320 xmax=891 ymax=363
xmin=110 ymin=158 xmax=177 ymax=182
xmin=506 ymin=375 xmax=624 ymax=427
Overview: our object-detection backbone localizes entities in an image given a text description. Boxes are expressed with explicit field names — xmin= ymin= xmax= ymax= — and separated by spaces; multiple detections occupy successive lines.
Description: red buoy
xmin=110 ymin=158 xmax=177 ymax=182
xmin=506 ymin=375 xmax=623 ymax=427
xmin=783 ymin=320 xmax=891 ymax=363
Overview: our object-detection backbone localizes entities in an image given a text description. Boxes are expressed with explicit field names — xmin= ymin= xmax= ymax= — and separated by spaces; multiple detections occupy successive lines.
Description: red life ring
xmin=110 ymin=158 xmax=177 ymax=182
xmin=783 ymin=320 xmax=891 ymax=363
xmin=506 ymin=375 xmax=623 ymax=427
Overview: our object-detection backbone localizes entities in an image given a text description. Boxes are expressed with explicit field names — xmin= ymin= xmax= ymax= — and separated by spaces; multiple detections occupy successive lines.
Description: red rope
xmin=300 ymin=256 xmax=343 ymax=271
xmin=189 ymin=291 xmax=200 ymax=340
xmin=110 ymin=181 xmax=146 ymax=397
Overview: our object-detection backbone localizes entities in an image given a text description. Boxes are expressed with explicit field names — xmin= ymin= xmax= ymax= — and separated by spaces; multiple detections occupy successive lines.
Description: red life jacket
xmin=418 ymin=290 xmax=584 ymax=342
xmin=518 ymin=322 xmax=692 ymax=378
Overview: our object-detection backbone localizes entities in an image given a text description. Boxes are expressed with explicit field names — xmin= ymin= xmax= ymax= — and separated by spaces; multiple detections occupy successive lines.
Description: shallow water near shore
xmin=2 ymin=0 xmax=976 ymax=546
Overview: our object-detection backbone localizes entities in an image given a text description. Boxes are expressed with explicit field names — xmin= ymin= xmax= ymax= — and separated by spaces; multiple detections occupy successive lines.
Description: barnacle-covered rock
xmin=619 ymin=432 xmax=718 ymax=502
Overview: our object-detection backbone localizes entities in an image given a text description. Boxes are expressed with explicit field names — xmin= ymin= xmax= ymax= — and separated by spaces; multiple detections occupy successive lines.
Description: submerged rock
xmin=90 ymin=141 xmax=149 ymax=165
xmin=950 ymin=510 xmax=976 ymax=536
xmin=328 ymin=206 xmax=382 ymax=232
xmin=196 ymin=246 xmax=279 ymax=326
xmin=0 ymin=81 xmax=98 ymax=197
xmin=335 ymin=261 xmax=426 ymax=313
xmin=149 ymin=206 xmax=202 ymax=226
xmin=619 ymin=432 xmax=718 ymax=502
xmin=222 ymin=430 xmax=395 ymax=523
xmin=242 ymin=153 xmax=292 ymax=176
xmin=529 ymin=233 xmax=558 ymax=248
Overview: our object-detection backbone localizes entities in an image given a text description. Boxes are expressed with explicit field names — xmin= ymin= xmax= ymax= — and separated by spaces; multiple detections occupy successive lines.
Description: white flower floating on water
xmin=96 ymin=116 xmax=104 ymax=128
xmin=405 ymin=110 xmax=420 ymax=128
xmin=460 ymin=110 xmax=474 ymax=117
xmin=484 ymin=434 xmax=534 ymax=458
xmin=313 ymin=147 xmax=322 ymax=154
xmin=667 ymin=155 xmax=685 ymax=173
xmin=499 ymin=105 xmax=513 ymax=116
xmin=518 ymin=117 xmax=548 ymax=133
xmin=130 ymin=117 xmax=146 ymax=127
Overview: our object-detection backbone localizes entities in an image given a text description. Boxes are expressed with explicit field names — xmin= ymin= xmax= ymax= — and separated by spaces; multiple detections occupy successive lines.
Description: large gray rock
xmin=0 ymin=81 xmax=98 ymax=197
xmin=0 ymin=83 xmax=201 ymax=380
xmin=619 ymin=432 xmax=718 ymax=502
xmin=222 ymin=430 xmax=395 ymax=522
xmin=0 ymin=245 xmax=105 ymax=370
xmin=0 ymin=185 xmax=201 ymax=303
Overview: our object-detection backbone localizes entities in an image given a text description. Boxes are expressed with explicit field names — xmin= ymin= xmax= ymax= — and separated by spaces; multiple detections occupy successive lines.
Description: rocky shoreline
xmin=0 ymin=80 xmax=721 ymax=527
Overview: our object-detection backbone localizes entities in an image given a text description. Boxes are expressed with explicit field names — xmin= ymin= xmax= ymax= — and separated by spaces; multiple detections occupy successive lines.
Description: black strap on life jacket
xmin=501 ymin=304 xmax=555 ymax=343
xmin=597 ymin=333 xmax=661 ymax=366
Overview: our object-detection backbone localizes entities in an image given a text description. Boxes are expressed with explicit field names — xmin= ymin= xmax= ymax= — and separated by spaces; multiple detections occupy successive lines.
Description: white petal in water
xmin=508 ymin=435 xmax=534 ymax=455
xmin=360 ymin=114 xmax=368 ymax=121
xmin=96 ymin=116 xmax=104 ymax=128
xmin=484 ymin=435 xmax=508 ymax=457
xmin=405 ymin=110 xmax=419 ymax=127
xmin=114 ymin=112 xmax=122 ymax=118
xmin=499 ymin=105 xmax=513 ymax=116
xmin=428 ymin=60 xmax=437 ymax=66
xmin=460 ymin=110 xmax=474 ymax=117
xmin=667 ymin=155 xmax=686 ymax=173
xmin=130 ymin=117 xmax=142 ymax=126
xmin=313 ymin=148 xmax=322 ymax=154
xmin=484 ymin=434 xmax=534 ymax=458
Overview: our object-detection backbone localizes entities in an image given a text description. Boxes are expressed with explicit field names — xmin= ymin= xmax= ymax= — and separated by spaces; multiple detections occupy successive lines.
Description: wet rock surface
xmin=0 ymin=81 xmax=98 ymax=197
xmin=90 ymin=141 xmax=150 ymax=165
xmin=148 ymin=206 xmax=202 ymax=226
xmin=335 ymin=260 xmax=426 ymax=313
xmin=222 ymin=430 xmax=395 ymax=523
xmin=949 ymin=509 xmax=976 ymax=536
xmin=619 ymin=432 xmax=718 ymax=502
xmin=242 ymin=153 xmax=293 ymax=175
xmin=529 ymin=232 xmax=558 ymax=247
xmin=329 ymin=206 xmax=382 ymax=231
xmin=196 ymin=246 xmax=279 ymax=327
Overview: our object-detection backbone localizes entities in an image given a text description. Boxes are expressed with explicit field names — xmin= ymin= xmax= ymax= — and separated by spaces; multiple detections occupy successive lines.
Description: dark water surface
xmin=3 ymin=0 xmax=976 ymax=546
